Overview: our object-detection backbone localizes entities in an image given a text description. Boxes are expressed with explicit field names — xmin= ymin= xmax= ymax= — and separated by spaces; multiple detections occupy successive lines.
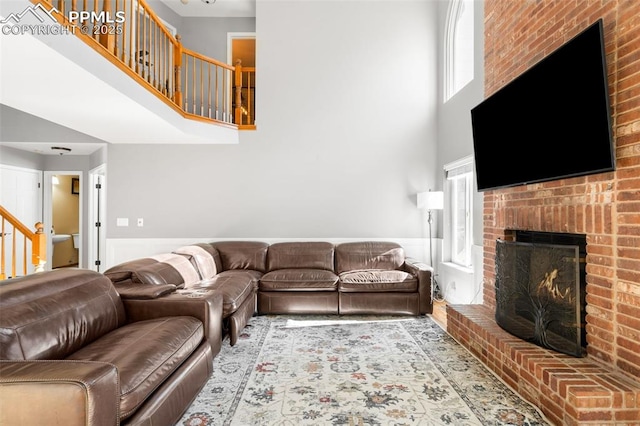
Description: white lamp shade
xmin=417 ymin=191 xmax=444 ymax=210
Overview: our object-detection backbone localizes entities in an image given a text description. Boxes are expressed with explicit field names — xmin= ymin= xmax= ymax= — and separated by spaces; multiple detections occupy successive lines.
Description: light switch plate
xmin=116 ymin=218 xmax=129 ymax=227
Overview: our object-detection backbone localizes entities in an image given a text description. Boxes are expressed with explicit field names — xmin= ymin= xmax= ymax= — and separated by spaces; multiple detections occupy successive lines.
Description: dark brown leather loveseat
xmin=0 ymin=268 xmax=223 ymax=426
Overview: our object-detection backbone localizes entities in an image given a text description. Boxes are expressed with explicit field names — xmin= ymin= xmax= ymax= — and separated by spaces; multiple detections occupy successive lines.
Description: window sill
xmin=441 ymin=262 xmax=473 ymax=275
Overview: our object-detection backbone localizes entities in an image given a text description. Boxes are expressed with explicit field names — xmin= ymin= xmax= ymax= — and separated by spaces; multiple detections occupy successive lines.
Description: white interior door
xmin=0 ymin=165 xmax=43 ymax=277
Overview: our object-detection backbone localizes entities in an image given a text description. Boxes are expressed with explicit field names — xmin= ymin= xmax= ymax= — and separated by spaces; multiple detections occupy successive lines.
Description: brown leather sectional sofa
xmin=104 ymin=241 xmax=434 ymax=345
xmin=0 ymin=241 xmax=432 ymax=425
xmin=0 ymin=268 xmax=223 ymax=426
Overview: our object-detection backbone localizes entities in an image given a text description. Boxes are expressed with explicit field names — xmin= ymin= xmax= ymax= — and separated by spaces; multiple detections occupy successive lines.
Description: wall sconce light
xmin=52 ymin=176 xmax=60 ymax=185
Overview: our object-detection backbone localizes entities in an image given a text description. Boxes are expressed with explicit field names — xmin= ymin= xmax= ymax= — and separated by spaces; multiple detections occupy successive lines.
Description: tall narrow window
xmin=445 ymin=157 xmax=473 ymax=267
xmin=444 ymin=0 xmax=474 ymax=101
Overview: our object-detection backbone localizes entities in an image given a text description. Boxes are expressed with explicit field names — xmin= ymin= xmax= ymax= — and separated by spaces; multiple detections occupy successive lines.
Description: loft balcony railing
xmin=0 ymin=206 xmax=46 ymax=280
xmin=36 ymin=0 xmax=256 ymax=130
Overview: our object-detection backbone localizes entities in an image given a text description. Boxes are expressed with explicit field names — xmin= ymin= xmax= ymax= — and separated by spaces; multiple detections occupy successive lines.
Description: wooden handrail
xmin=183 ymin=48 xmax=232 ymax=70
xmin=32 ymin=0 xmax=255 ymax=130
xmin=0 ymin=205 xmax=46 ymax=280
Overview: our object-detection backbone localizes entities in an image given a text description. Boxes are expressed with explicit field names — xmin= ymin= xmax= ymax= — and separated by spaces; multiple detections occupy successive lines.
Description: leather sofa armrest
xmin=123 ymin=290 xmax=225 ymax=356
xmin=403 ymin=258 xmax=434 ymax=314
xmin=114 ymin=282 xmax=177 ymax=299
xmin=0 ymin=360 xmax=119 ymax=426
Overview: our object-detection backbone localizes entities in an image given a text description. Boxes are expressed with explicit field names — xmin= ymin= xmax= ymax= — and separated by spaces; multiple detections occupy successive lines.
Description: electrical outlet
xmin=137 ymin=218 xmax=144 ymax=227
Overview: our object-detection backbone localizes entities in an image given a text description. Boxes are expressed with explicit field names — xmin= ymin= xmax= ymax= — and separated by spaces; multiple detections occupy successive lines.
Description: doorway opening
xmin=228 ymin=32 xmax=256 ymax=126
xmin=44 ymin=171 xmax=82 ymax=270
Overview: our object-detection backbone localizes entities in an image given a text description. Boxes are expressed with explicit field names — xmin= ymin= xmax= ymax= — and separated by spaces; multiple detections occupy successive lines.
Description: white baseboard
xmin=105 ymin=237 xmax=431 ymax=271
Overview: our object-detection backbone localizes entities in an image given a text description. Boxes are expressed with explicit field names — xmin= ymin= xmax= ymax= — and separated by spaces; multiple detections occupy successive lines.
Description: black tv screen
xmin=471 ymin=19 xmax=614 ymax=192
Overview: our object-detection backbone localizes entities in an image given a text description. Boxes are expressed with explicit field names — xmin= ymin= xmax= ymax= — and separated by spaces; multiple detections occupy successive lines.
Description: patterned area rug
xmin=180 ymin=315 xmax=550 ymax=425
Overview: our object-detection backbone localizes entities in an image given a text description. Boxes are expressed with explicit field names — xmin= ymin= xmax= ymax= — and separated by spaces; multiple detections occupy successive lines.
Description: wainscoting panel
xmin=105 ymin=237 xmax=432 ymax=271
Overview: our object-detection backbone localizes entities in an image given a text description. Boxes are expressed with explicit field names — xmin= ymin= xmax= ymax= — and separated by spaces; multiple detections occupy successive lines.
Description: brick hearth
xmin=447 ymin=304 xmax=640 ymax=425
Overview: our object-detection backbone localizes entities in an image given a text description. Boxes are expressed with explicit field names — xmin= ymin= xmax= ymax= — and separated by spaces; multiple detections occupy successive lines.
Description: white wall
xmin=433 ymin=0 xmax=486 ymax=304
xmin=178 ymin=17 xmax=256 ymax=60
xmin=436 ymin=0 xmax=484 ymax=243
xmin=106 ymin=1 xmax=440 ymax=247
xmin=0 ymin=1 xmax=453 ymax=270
xmin=0 ymin=145 xmax=44 ymax=170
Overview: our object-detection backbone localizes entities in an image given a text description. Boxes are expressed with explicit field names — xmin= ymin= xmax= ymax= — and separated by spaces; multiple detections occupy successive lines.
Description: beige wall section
xmin=52 ymin=175 xmax=79 ymax=268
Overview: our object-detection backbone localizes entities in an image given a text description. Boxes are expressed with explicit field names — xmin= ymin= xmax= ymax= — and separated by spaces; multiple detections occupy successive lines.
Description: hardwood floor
xmin=430 ymin=299 xmax=447 ymax=329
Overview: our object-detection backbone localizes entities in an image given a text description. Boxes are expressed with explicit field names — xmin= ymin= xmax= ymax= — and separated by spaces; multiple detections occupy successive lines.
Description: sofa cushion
xmin=0 ymin=269 xmax=126 ymax=360
xmin=132 ymin=254 xmax=200 ymax=288
xmin=104 ymin=258 xmax=158 ymax=284
xmin=114 ymin=282 xmax=177 ymax=300
xmin=260 ymin=269 xmax=339 ymax=291
xmin=338 ymin=270 xmax=418 ymax=293
xmin=267 ymin=242 xmax=335 ymax=271
xmin=66 ymin=316 xmax=204 ymax=420
xmin=216 ymin=269 xmax=263 ymax=287
xmin=211 ymin=241 xmax=269 ymax=272
xmin=188 ymin=272 xmax=258 ymax=318
xmin=173 ymin=245 xmax=219 ymax=279
xmin=335 ymin=242 xmax=405 ymax=274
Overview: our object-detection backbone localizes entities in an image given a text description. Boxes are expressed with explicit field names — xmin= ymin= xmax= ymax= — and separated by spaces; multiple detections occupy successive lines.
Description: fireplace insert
xmin=495 ymin=232 xmax=586 ymax=357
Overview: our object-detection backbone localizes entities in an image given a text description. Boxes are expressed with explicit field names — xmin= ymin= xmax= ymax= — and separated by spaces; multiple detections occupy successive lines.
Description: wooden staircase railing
xmin=0 ymin=205 xmax=46 ymax=280
xmin=35 ymin=0 xmax=255 ymax=129
xmin=180 ymin=43 xmax=235 ymax=125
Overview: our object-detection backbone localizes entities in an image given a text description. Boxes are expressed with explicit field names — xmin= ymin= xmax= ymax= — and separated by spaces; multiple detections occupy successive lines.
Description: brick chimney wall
xmin=481 ymin=0 xmax=640 ymax=382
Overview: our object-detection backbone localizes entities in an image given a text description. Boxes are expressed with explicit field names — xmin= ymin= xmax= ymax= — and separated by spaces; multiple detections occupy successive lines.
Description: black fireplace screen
xmin=495 ymin=239 xmax=586 ymax=357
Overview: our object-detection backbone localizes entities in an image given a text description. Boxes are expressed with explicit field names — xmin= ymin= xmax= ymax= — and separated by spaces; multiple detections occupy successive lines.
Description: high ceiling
xmin=158 ymin=0 xmax=255 ymax=17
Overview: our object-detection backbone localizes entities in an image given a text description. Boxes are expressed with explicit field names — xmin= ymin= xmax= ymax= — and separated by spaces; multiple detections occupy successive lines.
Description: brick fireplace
xmin=446 ymin=1 xmax=640 ymax=425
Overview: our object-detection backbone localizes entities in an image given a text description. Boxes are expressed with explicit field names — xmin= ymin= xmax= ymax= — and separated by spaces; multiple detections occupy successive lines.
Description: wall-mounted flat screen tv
xmin=471 ymin=19 xmax=615 ymax=192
